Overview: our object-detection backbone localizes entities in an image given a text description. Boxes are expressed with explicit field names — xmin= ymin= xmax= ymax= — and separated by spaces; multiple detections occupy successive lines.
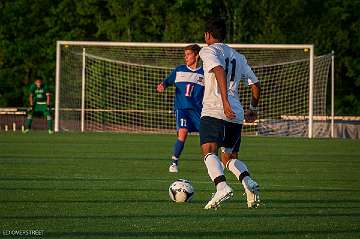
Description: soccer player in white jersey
xmin=199 ymin=18 xmax=261 ymax=209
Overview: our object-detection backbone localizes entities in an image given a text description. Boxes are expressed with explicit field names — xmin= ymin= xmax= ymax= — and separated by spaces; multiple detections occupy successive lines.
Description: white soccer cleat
xmin=204 ymin=184 xmax=233 ymax=210
xmin=243 ymin=178 xmax=260 ymax=208
xmin=169 ymin=164 xmax=178 ymax=173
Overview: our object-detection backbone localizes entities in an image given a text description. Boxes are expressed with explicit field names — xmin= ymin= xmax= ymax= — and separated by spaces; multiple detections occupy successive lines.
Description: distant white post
xmin=54 ymin=41 xmax=61 ymax=132
xmin=81 ymin=48 xmax=86 ymax=132
xmin=331 ymin=50 xmax=335 ymax=138
xmin=308 ymin=45 xmax=314 ymax=138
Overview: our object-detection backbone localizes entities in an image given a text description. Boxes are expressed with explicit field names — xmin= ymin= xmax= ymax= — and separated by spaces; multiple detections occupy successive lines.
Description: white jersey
xmin=199 ymin=43 xmax=258 ymax=124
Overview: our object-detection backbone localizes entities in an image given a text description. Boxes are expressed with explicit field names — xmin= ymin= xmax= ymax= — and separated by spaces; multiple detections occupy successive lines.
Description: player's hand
xmin=157 ymin=83 xmax=165 ymax=93
xmin=245 ymin=109 xmax=257 ymax=123
xmin=223 ymin=102 xmax=236 ymax=120
xmin=28 ymin=105 xmax=34 ymax=113
xmin=47 ymin=105 xmax=51 ymax=112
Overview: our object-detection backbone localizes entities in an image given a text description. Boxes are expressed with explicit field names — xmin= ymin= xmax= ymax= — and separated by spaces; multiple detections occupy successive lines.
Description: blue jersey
xmin=163 ymin=65 xmax=204 ymax=112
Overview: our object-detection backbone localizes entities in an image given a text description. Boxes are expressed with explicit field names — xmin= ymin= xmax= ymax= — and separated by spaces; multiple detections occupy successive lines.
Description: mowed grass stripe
xmin=0 ymin=133 xmax=359 ymax=239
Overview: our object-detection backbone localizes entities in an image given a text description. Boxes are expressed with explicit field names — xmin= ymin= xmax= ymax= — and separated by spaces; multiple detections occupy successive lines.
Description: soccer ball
xmin=168 ymin=179 xmax=194 ymax=203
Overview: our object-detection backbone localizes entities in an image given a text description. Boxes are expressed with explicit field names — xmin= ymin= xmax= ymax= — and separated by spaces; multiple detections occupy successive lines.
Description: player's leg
xmin=44 ymin=106 xmax=53 ymax=134
xmin=24 ymin=107 xmax=34 ymax=133
xmin=169 ymin=128 xmax=188 ymax=172
xmin=169 ymin=110 xmax=189 ymax=172
xmin=221 ymin=122 xmax=260 ymax=208
xmin=220 ymin=122 xmax=248 ymax=179
xmin=223 ymin=151 xmax=260 ymax=208
xmin=170 ymin=109 xmax=200 ymax=171
xmin=200 ymin=116 xmax=233 ymax=209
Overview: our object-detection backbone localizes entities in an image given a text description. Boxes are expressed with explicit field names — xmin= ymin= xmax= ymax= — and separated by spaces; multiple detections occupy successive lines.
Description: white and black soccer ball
xmin=168 ymin=179 xmax=194 ymax=203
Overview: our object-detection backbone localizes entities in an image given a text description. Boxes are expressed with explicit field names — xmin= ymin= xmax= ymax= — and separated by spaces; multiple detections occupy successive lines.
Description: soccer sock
xmin=216 ymin=181 xmax=227 ymax=191
xmin=26 ymin=118 xmax=32 ymax=129
xmin=172 ymin=139 xmax=184 ymax=158
xmin=47 ymin=116 xmax=53 ymax=130
xmin=171 ymin=156 xmax=178 ymax=165
xmin=204 ymin=153 xmax=227 ymax=190
xmin=220 ymin=161 xmax=225 ymax=170
xmin=227 ymin=158 xmax=251 ymax=183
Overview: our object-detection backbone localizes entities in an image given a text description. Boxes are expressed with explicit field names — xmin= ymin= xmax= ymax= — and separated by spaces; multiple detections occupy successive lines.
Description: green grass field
xmin=0 ymin=133 xmax=359 ymax=239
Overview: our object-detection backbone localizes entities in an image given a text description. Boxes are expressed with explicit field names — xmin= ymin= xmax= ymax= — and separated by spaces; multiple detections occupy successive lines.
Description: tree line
xmin=0 ymin=0 xmax=359 ymax=114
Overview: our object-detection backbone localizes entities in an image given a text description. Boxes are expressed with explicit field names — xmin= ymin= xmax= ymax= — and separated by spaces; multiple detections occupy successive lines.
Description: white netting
xmin=57 ymin=43 xmax=332 ymax=136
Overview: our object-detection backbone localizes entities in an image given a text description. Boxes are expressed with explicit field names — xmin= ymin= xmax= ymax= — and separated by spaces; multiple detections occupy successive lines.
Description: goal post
xmin=54 ymin=41 xmax=61 ymax=133
xmin=81 ymin=48 xmax=86 ymax=132
xmin=55 ymin=41 xmax=332 ymax=138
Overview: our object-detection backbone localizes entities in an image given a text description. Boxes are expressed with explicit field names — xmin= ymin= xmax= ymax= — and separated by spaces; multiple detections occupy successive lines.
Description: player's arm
xmin=157 ymin=68 xmax=176 ymax=93
xmin=46 ymin=94 xmax=51 ymax=105
xmin=46 ymin=93 xmax=51 ymax=110
xmin=245 ymin=82 xmax=260 ymax=123
xmin=212 ymin=66 xmax=236 ymax=120
xmin=244 ymin=69 xmax=261 ymax=123
xmin=44 ymin=85 xmax=51 ymax=110
xmin=46 ymin=89 xmax=51 ymax=106
xmin=29 ymin=85 xmax=34 ymax=111
xmin=250 ymin=82 xmax=261 ymax=108
xmin=29 ymin=94 xmax=33 ymax=107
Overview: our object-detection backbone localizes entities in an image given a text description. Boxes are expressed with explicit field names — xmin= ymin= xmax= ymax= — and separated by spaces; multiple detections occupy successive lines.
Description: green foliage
xmin=0 ymin=0 xmax=359 ymax=114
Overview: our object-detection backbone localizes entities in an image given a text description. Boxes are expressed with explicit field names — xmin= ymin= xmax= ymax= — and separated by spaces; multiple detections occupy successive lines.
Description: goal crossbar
xmin=57 ymin=41 xmax=314 ymax=49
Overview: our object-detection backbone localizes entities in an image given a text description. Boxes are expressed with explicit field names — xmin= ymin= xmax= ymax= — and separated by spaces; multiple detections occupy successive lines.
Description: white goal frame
xmin=55 ymin=41 xmax=334 ymax=138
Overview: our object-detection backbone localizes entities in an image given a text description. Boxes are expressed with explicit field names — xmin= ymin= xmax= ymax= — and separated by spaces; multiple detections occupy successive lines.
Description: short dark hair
xmin=205 ymin=18 xmax=226 ymax=42
xmin=184 ymin=44 xmax=201 ymax=55
xmin=34 ymin=76 xmax=43 ymax=81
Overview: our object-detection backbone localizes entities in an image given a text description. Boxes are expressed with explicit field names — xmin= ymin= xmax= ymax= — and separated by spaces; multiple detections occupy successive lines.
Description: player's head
xmin=34 ymin=77 xmax=43 ymax=88
xmin=204 ymin=18 xmax=226 ymax=45
xmin=184 ymin=44 xmax=201 ymax=67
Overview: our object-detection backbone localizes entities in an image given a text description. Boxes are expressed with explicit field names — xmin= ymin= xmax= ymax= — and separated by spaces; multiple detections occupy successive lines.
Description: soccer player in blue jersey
xmin=157 ymin=44 xmax=204 ymax=173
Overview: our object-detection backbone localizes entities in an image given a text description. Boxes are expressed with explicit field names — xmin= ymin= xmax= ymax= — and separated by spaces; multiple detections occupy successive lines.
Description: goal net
xmin=55 ymin=42 xmax=332 ymax=137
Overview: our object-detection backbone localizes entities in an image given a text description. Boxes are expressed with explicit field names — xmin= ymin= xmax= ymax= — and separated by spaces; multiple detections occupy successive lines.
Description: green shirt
xmin=30 ymin=83 xmax=49 ymax=104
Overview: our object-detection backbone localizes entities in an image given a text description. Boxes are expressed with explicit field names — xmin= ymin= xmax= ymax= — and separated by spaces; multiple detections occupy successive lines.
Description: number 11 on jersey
xmin=185 ymin=83 xmax=194 ymax=97
xmin=225 ymin=58 xmax=236 ymax=82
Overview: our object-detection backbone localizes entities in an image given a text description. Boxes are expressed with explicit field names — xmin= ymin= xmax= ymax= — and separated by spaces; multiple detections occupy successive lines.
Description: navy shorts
xmin=199 ymin=116 xmax=224 ymax=146
xmin=223 ymin=121 xmax=242 ymax=153
xmin=175 ymin=109 xmax=201 ymax=133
